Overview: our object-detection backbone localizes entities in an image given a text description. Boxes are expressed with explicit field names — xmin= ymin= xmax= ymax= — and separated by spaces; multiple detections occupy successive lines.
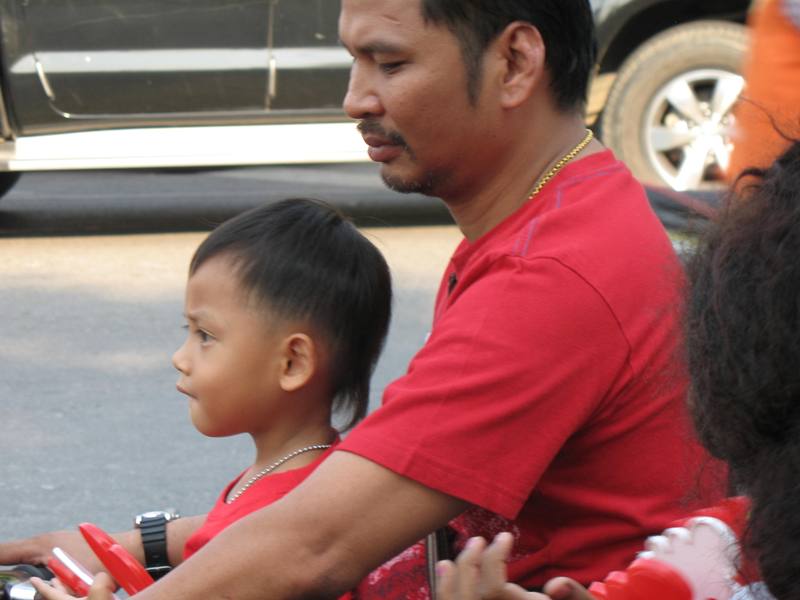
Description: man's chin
xmin=381 ymin=168 xmax=437 ymax=196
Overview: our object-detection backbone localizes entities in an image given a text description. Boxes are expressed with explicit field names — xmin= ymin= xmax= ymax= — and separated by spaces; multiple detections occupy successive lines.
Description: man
xmin=23 ymin=1 xmax=720 ymax=598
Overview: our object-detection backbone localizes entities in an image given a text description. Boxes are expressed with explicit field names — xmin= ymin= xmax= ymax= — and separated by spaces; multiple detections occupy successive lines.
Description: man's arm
xmin=135 ymin=451 xmax=467 ymax=599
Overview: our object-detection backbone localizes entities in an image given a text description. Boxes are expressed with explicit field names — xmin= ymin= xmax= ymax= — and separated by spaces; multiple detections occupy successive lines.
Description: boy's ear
xmin=279 ymin=333 xmax=316 ymax=392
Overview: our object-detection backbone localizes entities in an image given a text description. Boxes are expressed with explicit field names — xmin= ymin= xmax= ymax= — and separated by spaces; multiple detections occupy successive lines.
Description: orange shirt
xmin=727 ymin=0 xmax=800 ymax=180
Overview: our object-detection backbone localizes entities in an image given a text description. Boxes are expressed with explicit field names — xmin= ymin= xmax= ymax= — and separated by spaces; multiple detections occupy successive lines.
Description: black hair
xmin=419 ymin=0 xmax=596 ymax=110
xmin=190 ymin=198 xmax=392 ymax=431
xmin=686 ymin=140 xmax=800 ymax=599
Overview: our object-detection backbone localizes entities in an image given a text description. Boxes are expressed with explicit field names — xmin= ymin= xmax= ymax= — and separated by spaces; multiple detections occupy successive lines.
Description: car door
xmin=11 ymin=0 xmax=271 ymax=131
xmin=269 ymin=0 xmax=350 ymax=113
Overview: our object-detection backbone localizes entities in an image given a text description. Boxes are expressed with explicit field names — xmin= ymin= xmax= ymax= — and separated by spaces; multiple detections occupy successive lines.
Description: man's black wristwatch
xmin=134 ymin=509 xmax=180 ymax=580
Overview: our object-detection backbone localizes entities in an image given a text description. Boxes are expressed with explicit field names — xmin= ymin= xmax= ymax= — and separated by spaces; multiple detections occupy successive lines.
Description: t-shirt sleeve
xmin=340 ymin=256 xmax=631 ymax=519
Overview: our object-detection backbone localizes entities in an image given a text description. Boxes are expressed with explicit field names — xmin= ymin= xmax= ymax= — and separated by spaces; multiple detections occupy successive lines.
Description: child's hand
xmin=541 ymin=578 xmax=597 ymax=600
xmin=436 ymin=532 xmax=596 ymax=600
xmin=31 ymin=572 xmax=116 ymax=600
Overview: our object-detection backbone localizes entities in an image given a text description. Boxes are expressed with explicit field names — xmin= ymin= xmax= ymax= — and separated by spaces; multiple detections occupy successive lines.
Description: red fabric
xmin=343 ymin=149 xmax=724 ymax=596
xmin=183 ymin=444 xmax=352 ymax=599
xmin=183 ymin=444 xmax=338 ymax=560
xmin=674 ymin=495 xmax=749 ymax=538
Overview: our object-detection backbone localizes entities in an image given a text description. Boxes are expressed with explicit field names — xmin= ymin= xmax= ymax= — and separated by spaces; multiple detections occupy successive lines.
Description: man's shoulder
xmin=552 ymin=148 xmax=647 ymax=208
xmin=485 ymin=152 xmax=666 ymax=268
xmin=451 ymin=149 xmax=678 ymax=322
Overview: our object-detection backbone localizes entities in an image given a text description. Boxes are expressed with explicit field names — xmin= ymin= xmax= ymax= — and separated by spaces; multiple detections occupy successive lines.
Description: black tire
xmin=0 ymin=171 xmax=20 ymax=197
xmin=600 ymin=21 xmax=748 ymax=190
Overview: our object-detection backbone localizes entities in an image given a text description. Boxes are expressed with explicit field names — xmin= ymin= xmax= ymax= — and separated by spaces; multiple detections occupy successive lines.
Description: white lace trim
xmin=731 ymin=582 xmax=776 ymax=600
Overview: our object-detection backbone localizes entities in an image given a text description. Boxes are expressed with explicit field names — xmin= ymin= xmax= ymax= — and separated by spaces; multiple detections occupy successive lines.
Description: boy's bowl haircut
xmin=190 ymin=198 xmax=392 ymax=431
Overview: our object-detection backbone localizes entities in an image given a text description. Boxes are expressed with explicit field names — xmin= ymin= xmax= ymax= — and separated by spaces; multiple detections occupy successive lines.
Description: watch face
xmin=142 ymin=511 xmax=166 ymax=519
xmin=135 ymin=510 xmax=179 ymax=527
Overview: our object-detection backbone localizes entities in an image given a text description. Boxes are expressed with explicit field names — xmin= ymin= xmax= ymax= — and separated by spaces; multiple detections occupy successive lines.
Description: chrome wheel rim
xmin=644 ymin=69 xmax=744 ymax=191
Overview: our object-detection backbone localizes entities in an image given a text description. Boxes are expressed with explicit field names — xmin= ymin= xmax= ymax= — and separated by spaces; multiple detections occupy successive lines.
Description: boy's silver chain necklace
xmin=226 ymin=444 xmax=332 ymax=504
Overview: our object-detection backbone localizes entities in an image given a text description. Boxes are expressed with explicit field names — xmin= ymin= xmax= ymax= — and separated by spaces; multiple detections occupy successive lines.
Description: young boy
xmin=13 ymin=198 xmax=392 ymax=597
xmin=173 ymin=197 xmax=392 ymax=565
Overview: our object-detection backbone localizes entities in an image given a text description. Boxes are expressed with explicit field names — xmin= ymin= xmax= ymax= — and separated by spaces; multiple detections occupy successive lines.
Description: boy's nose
xmin=172 ymin=344 xmax=189 ymax=374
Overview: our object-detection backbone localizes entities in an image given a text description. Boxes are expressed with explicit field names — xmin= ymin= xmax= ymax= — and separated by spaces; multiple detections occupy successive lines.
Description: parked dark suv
xmin=0 ymin=0 xmax=749 ymax=196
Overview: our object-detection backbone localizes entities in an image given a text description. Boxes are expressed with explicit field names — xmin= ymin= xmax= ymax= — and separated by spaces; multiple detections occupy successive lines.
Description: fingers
xmin=436 ymin=534 xmax=544 ymax=600
xmin=433 ymin=533 xmax=595 ymax=600
xmin=479 ymin=532 xmax=513 ymax=593
xmin=436 ymin=536 xmax=487 ymax=600
xmin=456 ymin=536 xmax=488 ymax=599
xmin=479 ymin=533 xmax=541 ymax=600
xmin=31 ymin=573 xmax=116 ymax=600
xmin=542 ymin=577 xmax=597 ymax=600
xmin=87 ymin=573 xmax=116 ymax=600
xmin=436 ymin=559 xmax=459 ymax=600
xmin=31 ymin=577 xmax=82 ymax=600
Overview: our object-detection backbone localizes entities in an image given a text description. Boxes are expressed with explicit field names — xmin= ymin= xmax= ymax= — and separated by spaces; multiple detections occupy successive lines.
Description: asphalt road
xmin=0 ymin=164 xmax=460 ymax=542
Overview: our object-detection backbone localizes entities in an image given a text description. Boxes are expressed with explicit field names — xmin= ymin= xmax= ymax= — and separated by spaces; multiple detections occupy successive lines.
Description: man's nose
xmin=343 ymin=61 xmax=383 ymax=119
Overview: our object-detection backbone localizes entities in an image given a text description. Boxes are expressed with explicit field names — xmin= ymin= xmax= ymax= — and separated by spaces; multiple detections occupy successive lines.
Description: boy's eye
xmin=182 ymin=323 xmax=214 ymax=344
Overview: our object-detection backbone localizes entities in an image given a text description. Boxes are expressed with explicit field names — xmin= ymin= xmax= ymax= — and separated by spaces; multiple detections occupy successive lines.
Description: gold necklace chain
xmin=226 ymin=443 xmax=331 ymax=504
xmin=527 ymin=128 xmax=594 ymax=200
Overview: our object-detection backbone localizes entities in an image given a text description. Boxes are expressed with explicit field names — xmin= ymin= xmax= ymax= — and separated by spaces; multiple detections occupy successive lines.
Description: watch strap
xmin=138 ymin=514 xmax=171 ymax=579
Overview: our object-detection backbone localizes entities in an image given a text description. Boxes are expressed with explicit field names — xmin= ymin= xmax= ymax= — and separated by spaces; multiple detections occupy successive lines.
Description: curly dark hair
xmin=686 ymin=140 xmax=800 ymax=599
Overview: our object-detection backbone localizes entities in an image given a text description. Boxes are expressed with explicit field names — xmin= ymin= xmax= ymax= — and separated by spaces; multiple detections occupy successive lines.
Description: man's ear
xmin=493 ymin=22 xmax=546 ymax=109
xmin=279 ymin=333 xmax=316 ymax=392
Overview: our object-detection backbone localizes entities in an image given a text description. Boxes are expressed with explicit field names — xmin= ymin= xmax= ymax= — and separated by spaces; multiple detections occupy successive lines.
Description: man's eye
xmin=197 ymin=329 xmax=213 ymax=343
xmin=379 ymin=61 xmax=404 ymax=73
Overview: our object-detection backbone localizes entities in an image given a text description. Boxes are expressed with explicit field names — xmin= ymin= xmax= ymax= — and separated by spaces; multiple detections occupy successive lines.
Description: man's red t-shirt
xmin=342 ymin=150 xmax=723 ymax=596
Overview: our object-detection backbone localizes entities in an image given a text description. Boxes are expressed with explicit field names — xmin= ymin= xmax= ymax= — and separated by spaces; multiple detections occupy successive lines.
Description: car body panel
xmin=0 ymin=0 xmax=752 ymax=178
xmin=1 ymin=0 xmax=350 ymax=136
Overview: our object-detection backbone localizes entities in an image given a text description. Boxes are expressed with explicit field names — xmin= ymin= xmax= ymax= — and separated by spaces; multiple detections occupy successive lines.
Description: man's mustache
xmin=357 ymin=120 xmax=408 ymax=148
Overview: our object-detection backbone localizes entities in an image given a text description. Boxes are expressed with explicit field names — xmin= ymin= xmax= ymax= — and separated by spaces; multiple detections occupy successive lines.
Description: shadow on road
xmin=0 ymin=164 xmax=454 ymax=237
xmin=0 ymin=164 xmax=721 ymax=238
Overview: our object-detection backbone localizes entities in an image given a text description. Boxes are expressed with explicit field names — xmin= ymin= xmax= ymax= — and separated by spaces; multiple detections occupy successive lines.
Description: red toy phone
xmin=46 ymin=548 xmax=95 ymax=597
xmin=47 ymin=523 xmax=155 ymax=597
xmin=78 ymin=523 xmax=154 ymax=595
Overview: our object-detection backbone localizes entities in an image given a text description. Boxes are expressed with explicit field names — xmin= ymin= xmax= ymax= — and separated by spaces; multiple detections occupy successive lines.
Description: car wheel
xmin=600 ymin=21 xmax=748 ymax=191
xmin=0 ymin=172 xmax=20 ymax=198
